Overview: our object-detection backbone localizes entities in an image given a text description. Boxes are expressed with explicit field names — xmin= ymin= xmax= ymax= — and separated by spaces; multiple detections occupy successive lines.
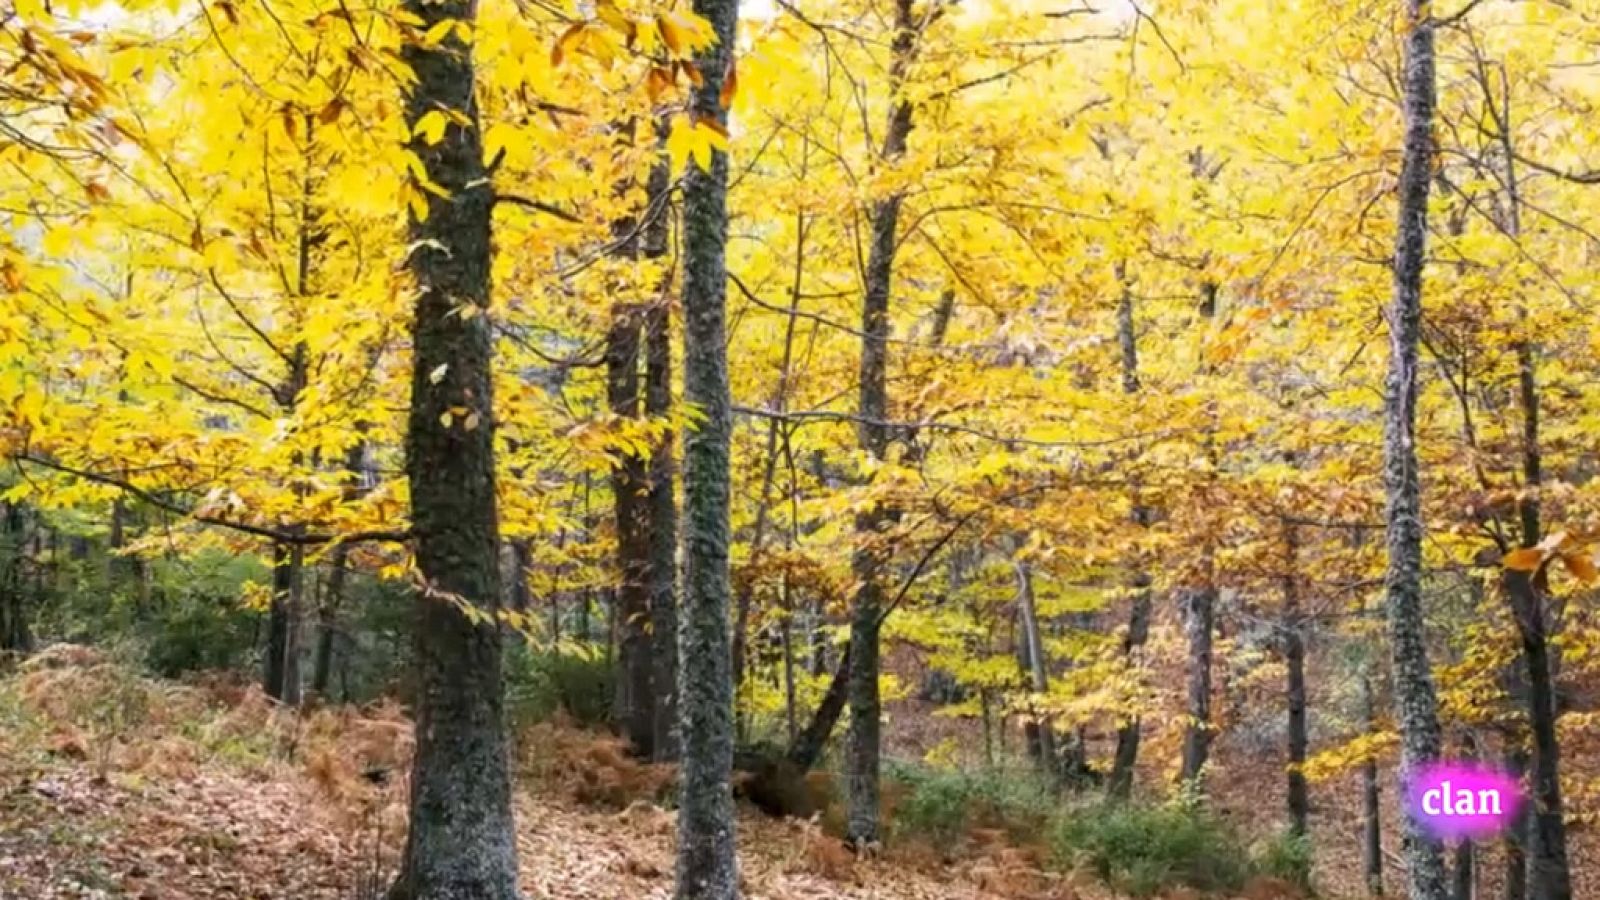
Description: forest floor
xmin=0 ymin=645 xmax=1356 ymax=899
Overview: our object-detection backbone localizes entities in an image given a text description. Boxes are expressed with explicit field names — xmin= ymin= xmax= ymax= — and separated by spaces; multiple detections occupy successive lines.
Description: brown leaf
xmin=719 ymin=57 xmax=738 ymax=110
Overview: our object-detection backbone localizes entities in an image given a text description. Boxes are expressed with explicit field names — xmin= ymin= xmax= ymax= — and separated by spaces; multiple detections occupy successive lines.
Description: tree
xmin=387 ymin=0 xmax=520 ymax=895
xmin=1380 ymin=0 xmax=1449 ymax=896
xmin=674 ymin=0 xmax=740 ymax=894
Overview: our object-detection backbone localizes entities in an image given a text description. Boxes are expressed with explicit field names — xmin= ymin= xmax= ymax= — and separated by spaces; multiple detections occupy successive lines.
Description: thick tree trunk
xmin=1362 ymin=671 xmax=1384 ymax=897
xmin=674 ymin=0 xmax=740 ymax=893
xmin=1381 ymin=2 xmax=1449 ymax=895
xmin=387 ymin=2 xmax=519 ymax=896
xmin=1283 ymin=522 xmax=1309 ymax=836
xmin=608 ymin=304 xmax=656 ymax=757
xmin=265 ymin=541 xmax=304 ymax=706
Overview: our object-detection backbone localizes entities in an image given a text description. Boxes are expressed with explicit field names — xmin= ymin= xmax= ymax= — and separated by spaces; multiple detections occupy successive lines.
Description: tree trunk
xmin=387 ymin=2 xmax=519 ymax=896
xmin=788 ymin=642 xmax=850 ymax=770
xmin=1505 ymin=571 xmax=1571 ymax=900
xmin=1453 ymin=840 xmax=1474 ymax=900
xmin=0 ymin=502 xmax=32 ymax=656
xmin=674 ymin=0 xmax=740 ymax=893
xmin=1452 ymin=733 xmax=1479 ymax=900
xmin=510 ymin=539 xmax=534 ymax=614
xmin=1493 ymin=71 xmax=1572 ymax=898
xmin=311 ymin=543 xmax=348 ymax=698
xmin=1015 ymin=561 xmax=1057 ymax=781
xmin=1362 ymin=671 xmax=1384 ymax=898
xmin=1178 ymin=584 xmax=1215 ymax=784
xmin=1503 ymin=746 xmax=1528 ymax=900
xmin=608 ymin=304 xmax=656 ymax=757
xmin=265 ymin=541 xmax=304 ymax=707
xmin=644 ymin=157 xmax=680 ymax=761
xmin=1380 ymin=1 xmax=1449 ymax=894
xmin=1283 ymin=522 xmax=1309 ymax=836
xmin=1109 ymin=278 xmax=1148 ymax=800
xmin=846 ymin=0 xmax=917 ymax=850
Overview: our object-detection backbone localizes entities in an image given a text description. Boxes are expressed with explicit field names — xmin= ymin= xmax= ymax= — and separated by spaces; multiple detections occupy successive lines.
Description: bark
xmin=108 ymin=498 xmax=147 ymax=613
xmin=646 ymin=296 xmax=680 ymax=762
xmin=1362 ymin=671 xmax=1384 ymax=898
xmin=1178 ymin=281 xmax=1219 ymax=787
xmin=1452 ymin=733 xmax=1479 ymax=900
xmin=787 ymin=642 xmax=850 ymax=770
xmin=1496 ymin=84 xmax=1571 ymax=896
xmin=1505 ymin=571 xmax=1571 ymax=900
xmin=846 ymin=0 xmax=917 ymax=850
xmin=638 ymin=144 xmax=679 ymax=761
xmin=1014 ymin=561 xmax=1057 ymax=780
xmin=387 ymin=2 xmax=519 ymax=896
xmin=265 ymin=541 xmax=304 ymax=707
xmin=311 ymin=543 xmax=348 ymax=698
xmin=1283 ymin=522 xmax=1309 ymax=836
xmin=675 ymin=0 xmax=740 ymax=892
xmin=1453 ymin=841 xmax=1474 ymax=900
xmin=608 ymin=304 xmax=655 ymax=757
xmin=1503 ymin=747 xmax=1528 ymax=900
xmin=0 ymin=502 xmax=32 ymax=655
xmin=509 ymin=539 xmax=534 ymax=613
xmin=1178 ymin=584 xmax=1216 ymax=784
xmin=1381 ymin=2 xmax=1449 ymax=895
xmin=1109 ymin=278 xmax=1149 ymax=800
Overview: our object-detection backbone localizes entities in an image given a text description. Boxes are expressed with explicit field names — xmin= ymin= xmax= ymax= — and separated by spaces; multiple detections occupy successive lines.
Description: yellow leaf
xmin=552 ymin=23 xmax=585 ymax=67
xmin=414 ymin=109 xmax=449 ymax=145
xmin=405 ymin=184 xmax=430 ymax=222
xmin=429 ymin=363 xmax=448 ymax=385
xmin=657 ymin=13 xmax=685 ymax=53
xmin=666 ymin=114 xmax=695 ymax=174
xmin=423 ymin=18 xmax=456 ymax=47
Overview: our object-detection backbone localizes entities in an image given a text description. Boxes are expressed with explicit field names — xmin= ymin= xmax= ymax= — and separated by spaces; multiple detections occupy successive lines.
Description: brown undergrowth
xmin=0 ymin=649 xmax=1306 ymax=900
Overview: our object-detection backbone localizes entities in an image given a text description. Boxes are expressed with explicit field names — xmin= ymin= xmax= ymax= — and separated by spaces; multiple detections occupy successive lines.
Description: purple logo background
xmin=1406 ymin=761 xmax=1523 ymax=841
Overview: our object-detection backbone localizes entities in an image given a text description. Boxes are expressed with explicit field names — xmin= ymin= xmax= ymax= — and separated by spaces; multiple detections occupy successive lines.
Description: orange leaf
xmin=646 ymin=66 xmax=672 ymax=104
xmin=718 ymin=57 xmax=738 ymax=109
xmin=551 ymin=23 xmax=584 ymax=67
xmin=1563 ymin=554 xmax=1598 ymax=585
xmin=318 ymin=97 xmax=344 ymax=125
xmin=1503 ymin=547 xmax=1545 ymax=572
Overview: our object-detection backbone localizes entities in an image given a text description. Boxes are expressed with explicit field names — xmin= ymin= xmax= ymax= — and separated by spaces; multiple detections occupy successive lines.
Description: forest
xmin=0 ymin=0 xmax=1598 ymax=897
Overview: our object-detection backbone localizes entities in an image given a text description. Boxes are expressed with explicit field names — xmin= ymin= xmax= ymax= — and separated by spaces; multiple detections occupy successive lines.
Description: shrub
xmin=1253 ymin=829 xmax=1315 ymax=892
xmin=1050 ymin=799 xmax=1253 ymax=898
xmin=885 ymin=761 xmax=1055 ymax=854
xmin=504 ymin=640 xmax=615 ymax=731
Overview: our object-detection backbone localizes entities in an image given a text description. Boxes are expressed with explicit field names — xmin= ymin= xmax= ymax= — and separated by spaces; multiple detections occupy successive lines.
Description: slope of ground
xmin=0 ymin=647 xmax=1315 ymax=900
